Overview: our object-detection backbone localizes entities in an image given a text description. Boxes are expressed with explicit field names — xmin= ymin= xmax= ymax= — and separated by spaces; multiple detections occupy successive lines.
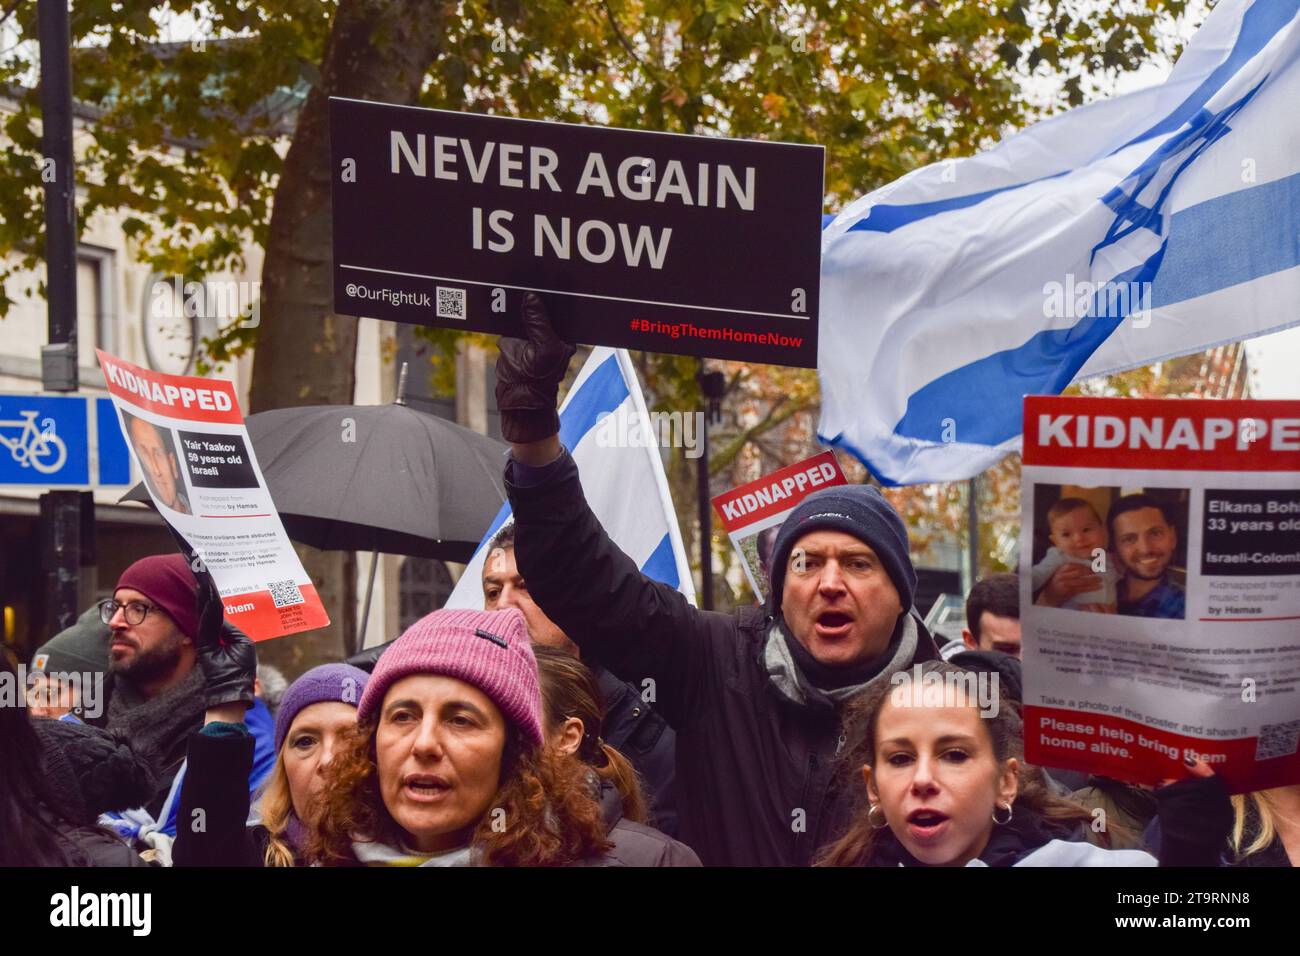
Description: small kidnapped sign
xmin=329 ymin=98 xmax=824 ymax=368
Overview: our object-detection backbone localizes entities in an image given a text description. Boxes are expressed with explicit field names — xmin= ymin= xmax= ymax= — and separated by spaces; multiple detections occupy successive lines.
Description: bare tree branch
xmin=709 ymin=393 xmax=813 ymax=476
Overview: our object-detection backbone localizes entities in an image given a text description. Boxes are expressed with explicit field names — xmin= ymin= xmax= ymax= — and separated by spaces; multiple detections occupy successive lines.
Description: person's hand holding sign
xmin=1034 ymin=561 xmax=1103 ymax=607
xmin=1153 ymin=757 xmax=1233 ymax=867
xmin=496 ymin=292 xmax=577 ymax=466
xmin=193 ymin=571 xmax=258 ymax=724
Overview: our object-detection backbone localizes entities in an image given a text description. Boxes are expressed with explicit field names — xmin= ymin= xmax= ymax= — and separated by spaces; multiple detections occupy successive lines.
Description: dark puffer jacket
xmin=592 ymin=665 xmax=677 ymax=837
xmin=507 ymin=449 xmax=939 ymax=866
xmin=33 ymin=719 xmax=156 ymax=867
xmin=578 ymin=777 xmax=699 ymax=867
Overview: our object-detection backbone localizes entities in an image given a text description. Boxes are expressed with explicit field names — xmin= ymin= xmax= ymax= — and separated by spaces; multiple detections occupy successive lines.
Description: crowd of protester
xmin=3 ymin=293 xmax=1296 ymax=868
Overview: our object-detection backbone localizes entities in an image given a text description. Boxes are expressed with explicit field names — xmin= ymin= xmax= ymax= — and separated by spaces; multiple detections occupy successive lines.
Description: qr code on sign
xmin=436 ymin=286 xmax=467 ymax=321
xmin=1255 ymin=719 xmax=1300 ymax=761
xmin=268 ymin=579 xmax=304 ymax=609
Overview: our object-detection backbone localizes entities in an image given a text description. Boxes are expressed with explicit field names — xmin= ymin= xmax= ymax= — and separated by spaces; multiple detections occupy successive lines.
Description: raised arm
xmin=1151 ymin=760 xmax=1232 ymax=867
xmin=499 ymin=294 xmax=731 ymax=730
xmin=173 ymin=576 xmax=261 ymax=867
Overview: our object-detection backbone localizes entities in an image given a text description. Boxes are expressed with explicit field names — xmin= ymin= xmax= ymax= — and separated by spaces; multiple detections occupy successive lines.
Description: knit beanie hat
xmin=115 ymin=553 xmax=200 ymax=640
xmin=31 ymin=606 xmax=110 ymax=675
xmin=357 ymin=608 xmax=543 ymax=747
xmin=949 ymin=649 xmax=1024 ymax=704
xmin=767 ymin=484 xmax=917 ymax=615
xmin=274 ymin=663 xmax=371 ymax=752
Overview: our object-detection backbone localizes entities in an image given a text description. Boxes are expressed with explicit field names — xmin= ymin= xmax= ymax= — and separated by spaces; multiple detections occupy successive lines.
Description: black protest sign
xmin=329 ymin=98 xmax=824 ymax=368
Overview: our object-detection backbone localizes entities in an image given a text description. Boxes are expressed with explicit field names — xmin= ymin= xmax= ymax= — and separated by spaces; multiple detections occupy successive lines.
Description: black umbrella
xmin=121 ymin=364 xmax=508 ymax=643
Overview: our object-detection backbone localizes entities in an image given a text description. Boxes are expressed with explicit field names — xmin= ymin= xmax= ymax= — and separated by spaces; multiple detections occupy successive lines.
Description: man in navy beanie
xmin=493 ymin=294 xmax=938 ymax=866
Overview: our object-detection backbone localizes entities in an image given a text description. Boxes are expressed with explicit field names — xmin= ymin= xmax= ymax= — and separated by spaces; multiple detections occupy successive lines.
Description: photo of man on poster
xmin=1109 ymin=493 xmax=1186 ymax=620
xmin=122 ymin=410 xmax=192 ymax=516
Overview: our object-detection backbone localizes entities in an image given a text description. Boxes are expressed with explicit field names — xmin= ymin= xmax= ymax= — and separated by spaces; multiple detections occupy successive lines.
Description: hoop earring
xmin=867 ymin=804 xmax=888 ymax=829
xmin=992 ymin=802 xmax=1014 ymax=826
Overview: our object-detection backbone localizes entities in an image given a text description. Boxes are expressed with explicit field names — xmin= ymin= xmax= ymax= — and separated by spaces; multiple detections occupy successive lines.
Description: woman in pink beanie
xmin=309 ymin=607 xmax=611 ymax=866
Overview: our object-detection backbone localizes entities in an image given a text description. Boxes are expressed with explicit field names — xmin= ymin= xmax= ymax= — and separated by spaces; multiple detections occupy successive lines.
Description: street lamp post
xmin=38 ymin=0 xmax=91 ymax=636
xmin=695 ymin=361 xmax=726 ymax=610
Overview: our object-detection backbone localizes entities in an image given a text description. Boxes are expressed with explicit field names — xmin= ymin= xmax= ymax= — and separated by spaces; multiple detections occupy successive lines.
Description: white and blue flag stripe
xmin=818 ymin=0 xmax=1300 ymax=485
xmin=446 ymin=346 xmax=696 ymax=609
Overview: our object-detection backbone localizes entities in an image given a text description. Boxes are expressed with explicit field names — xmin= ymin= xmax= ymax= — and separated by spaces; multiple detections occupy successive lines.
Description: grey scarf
xmin=764 ymin=613 xmax=919 ymax=711
xmin=350 ymin=839 xmax=477 ymax=867
xmin=106 ymin=666 xmax=207 ymax=772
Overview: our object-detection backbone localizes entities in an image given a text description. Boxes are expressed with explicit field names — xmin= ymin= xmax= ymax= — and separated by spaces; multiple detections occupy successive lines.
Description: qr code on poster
xmin=1255 ymin=719 xmax=1300 ymax=761
xmin=268 ymin=579 xmax=305 ymax=609
xmin=436 ymin=286 xmax=467 ymax=321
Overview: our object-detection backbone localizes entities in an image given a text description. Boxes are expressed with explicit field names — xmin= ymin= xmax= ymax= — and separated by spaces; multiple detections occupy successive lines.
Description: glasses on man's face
xmin=99 ymin=599 xmax=159 ymax=627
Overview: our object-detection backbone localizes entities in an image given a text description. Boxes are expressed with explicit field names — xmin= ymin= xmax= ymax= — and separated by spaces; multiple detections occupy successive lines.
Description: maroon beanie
xmin=115 ymin=553 xmax=200 ymax=640
xmin=358 ymin=607 xmax=543 ymax=747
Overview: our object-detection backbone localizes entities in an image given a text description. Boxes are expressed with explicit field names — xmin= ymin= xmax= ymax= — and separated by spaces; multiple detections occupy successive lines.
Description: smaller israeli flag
xmin=446 ymin=347 xmax=696 ymax=609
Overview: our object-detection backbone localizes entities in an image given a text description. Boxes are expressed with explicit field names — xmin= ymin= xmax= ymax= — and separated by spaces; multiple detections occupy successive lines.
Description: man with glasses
xmin=84 ymin=553 xmax=210 ymax=821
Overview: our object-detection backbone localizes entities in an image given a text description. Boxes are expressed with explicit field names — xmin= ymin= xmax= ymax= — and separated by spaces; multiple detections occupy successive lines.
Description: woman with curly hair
xmin=309 ymin=607 xmax=612 ymax=866
xmin=817 ymin=660 xmax=1230 ymax=867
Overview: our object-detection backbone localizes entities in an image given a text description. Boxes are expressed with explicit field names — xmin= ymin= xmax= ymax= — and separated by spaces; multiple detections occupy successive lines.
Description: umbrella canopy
xmin=121 ymin=402 xmax=508 ymax=563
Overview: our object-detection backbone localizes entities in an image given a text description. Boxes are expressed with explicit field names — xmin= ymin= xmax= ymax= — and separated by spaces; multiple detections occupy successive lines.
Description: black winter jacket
xmin=58 ymin=824 xmax=152 ymax=866
xmin=172 ymin=724 xmax=285 ymax=867
xmin=577 ymin=778 xmax=700 ymax=867
xmin=507 ymin=450 xmax=939 ymax=866
xmin=593 ymin=665 xmax=678 ymax=837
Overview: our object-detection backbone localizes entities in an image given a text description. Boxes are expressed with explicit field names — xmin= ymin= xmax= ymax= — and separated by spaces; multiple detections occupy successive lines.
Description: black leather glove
xmin=194 ymin=572 xmax=257 ymax=710
xmin=1154 ymin=771 xmax=1232 ymax=866
xmin=495 ymin=292 xmax=576 ymax=443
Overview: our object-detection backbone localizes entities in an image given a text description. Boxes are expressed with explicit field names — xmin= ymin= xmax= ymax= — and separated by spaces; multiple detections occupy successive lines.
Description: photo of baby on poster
xmin=1030 ymin=484 xmax=1190 ymax=620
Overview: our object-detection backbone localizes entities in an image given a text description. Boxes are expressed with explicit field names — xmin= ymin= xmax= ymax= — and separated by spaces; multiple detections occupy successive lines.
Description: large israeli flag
xmin=446 ymin=347 xmax=696 ymax=609
xmin=819 ymin=0 xmax=1300 ymax=485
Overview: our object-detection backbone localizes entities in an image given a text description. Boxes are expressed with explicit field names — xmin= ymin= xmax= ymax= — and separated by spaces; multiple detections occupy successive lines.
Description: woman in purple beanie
xmin=173 ymin=662 xmax=370 ymax=867
xmin=308 ymin=607 xmax=611 ymax=866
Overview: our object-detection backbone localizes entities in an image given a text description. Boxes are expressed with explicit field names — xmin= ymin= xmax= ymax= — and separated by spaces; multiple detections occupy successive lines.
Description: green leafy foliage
xmin=0 ymin=0 xmax=1194 ymax=600
xmin=2 ymin=0 xmax=1187 ymax=325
